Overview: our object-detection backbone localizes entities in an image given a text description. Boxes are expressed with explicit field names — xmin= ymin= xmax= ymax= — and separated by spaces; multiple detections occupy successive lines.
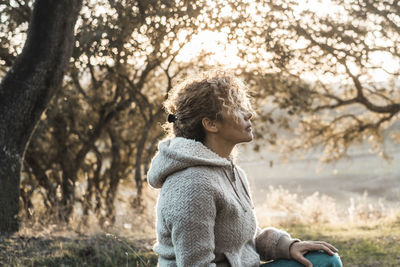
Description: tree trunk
xmin=0 ymin=0 xmax=82 ymax=234
xmin=133 ymin=123 xmax=152 ymax=206
xmin=105 ymin=129 xmax=121 ymax=224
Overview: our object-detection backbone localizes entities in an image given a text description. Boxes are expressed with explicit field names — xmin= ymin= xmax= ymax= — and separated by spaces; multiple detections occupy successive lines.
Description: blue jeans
xmin=260 ymin=251 xmax=342 ymax=267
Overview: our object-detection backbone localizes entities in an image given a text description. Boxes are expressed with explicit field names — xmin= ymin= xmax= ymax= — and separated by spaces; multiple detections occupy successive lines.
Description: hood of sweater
xmin=147 ymin=137 xmax=232 ymax=189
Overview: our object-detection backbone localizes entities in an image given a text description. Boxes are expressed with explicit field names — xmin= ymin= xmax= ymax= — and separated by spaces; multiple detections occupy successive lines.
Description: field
xmin=238 ymin=142 xmax=400 ymax=211
xmin=1 ymin=218 xmax=400 ymax=266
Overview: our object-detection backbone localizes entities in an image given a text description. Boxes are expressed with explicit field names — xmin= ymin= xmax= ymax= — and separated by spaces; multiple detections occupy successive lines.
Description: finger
xmin=312 ymin=243 xmax=335 ymax=256
xmin=293 ymin=253 xmax=313 ymax=267
xmin=315 ymin=241 xmax=339 ymax=253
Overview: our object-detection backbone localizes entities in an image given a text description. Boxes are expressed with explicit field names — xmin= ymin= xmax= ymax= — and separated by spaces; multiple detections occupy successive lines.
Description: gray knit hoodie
xmin=147 ymin=137 xmax=298 ymax=267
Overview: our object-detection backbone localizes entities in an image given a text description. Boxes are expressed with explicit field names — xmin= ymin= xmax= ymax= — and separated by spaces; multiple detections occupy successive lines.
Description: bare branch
xmin=365 ymin=86 xmax=396 ymax=105
xmin=343 ymin=61 xmax=400 ymax=114
xmin=71 ymin=71 xmax=88 ymax=99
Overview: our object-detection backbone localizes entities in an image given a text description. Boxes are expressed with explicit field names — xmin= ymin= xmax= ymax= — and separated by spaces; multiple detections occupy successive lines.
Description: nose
xmin=244 ymin=110 xmax=253 ymax=120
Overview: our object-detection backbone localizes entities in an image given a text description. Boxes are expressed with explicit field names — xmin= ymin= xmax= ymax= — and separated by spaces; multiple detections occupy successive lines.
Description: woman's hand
xmin=289 ymin=240 xmax=339 ymax=267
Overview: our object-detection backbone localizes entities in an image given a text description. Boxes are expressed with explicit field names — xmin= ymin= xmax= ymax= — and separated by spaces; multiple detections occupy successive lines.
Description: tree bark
xmin=0 ymin=0 xmax=82 ymax=234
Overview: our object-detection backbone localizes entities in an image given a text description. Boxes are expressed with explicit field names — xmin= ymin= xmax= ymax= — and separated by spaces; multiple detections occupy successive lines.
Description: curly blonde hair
xmin=163 ymin=72 xmax=253 ymax=143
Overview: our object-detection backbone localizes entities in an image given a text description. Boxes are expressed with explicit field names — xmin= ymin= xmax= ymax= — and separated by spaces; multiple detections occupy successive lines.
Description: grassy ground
xmin=279 ymin=218 xmax=400 ymax=267
xmin=1 ymin=218 xmax=400 ymax=266
xmin=0 ymin=232 xmax=158 ymax=267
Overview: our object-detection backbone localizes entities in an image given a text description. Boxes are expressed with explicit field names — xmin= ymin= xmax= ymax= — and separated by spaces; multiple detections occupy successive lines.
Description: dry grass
xmin=255 ymin=185 xmax=395 ymax=226
xmin=277 ymin=218 xmax=400 ymax=267
xmin=0 ymin=230 xmax=157 ymax=266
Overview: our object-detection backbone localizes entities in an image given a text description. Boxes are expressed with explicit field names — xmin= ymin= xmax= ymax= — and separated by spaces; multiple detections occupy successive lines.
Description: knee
xmin=307 ymin=251 xmax=343 ymax=267
xmin=327 ymin=253 xmax=343 ymax=267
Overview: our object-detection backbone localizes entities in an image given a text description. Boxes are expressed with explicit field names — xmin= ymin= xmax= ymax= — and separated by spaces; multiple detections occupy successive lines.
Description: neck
xmin=203 ymin=135 xmax=234 ymax=160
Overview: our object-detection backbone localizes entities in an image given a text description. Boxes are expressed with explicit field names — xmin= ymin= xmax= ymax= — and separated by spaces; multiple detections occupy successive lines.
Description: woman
xmin=147 ymin=73 xmax=342 ymax=267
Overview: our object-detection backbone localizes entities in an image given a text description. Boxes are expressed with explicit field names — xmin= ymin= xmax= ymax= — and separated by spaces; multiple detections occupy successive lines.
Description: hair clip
xmin=167 ymin=114 xmax=177 ymax=123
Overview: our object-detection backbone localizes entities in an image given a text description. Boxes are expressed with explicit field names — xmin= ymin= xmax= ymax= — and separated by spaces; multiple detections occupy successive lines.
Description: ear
xmin=202 ymin=117 xmax=219 ymax=133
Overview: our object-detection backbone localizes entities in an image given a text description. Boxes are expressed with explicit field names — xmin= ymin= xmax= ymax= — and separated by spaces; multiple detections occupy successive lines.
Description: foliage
xmin=1 ymin=0 xmax=399 ymax=227
xmin=0 ymin=0 xmax=31 ymax=72
xmin=235 ymin=0 xmax=400 ymax=161
xmin=1 ymin=0 xmax=212 ymax=225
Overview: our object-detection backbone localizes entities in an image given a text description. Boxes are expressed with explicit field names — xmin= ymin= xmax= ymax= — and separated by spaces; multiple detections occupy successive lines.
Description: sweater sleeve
xmin=255 ymin=227 xmax=300 ymax=261
xmin=163 ymin=176 xmax=217 ymax=267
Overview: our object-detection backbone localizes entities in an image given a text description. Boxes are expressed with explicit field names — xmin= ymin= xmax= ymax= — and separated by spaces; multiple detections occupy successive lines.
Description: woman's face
xmin=215 ymin=106 xmax=254 ymax=146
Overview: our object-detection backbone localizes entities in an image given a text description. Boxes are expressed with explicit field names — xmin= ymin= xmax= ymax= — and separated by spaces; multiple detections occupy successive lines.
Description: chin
xmin=248 ymin=131 xmax=254 ymax=140
xmin=243 ymin=135 xmax=253 ymax=143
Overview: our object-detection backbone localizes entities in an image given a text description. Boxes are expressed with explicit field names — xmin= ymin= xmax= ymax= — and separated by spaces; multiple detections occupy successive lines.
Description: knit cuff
xmin=276 ymin=235 xmax=300 ymax=259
